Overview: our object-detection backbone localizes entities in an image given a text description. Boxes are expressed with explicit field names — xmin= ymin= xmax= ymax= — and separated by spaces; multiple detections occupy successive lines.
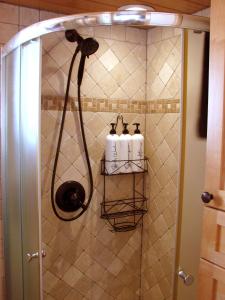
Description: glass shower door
xmin=175 ymin=30 xmax=208 ymax=300
xmin=1 ymin=38 xmax=42 ymax=300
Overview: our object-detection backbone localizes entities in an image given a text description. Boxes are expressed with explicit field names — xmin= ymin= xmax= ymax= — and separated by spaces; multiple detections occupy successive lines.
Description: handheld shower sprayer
xmin=65 ymin=29 xmax=99 ymax=57
xmin=51 ymin=30 xmax=99 ymax=221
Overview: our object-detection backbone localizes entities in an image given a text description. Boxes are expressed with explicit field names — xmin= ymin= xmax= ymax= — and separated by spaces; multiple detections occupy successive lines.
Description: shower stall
xmin=1 ymin=9 xmax=209 ymax=300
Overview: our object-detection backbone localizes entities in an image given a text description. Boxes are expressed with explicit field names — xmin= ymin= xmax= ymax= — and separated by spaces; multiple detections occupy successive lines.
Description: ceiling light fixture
xmin=118 ymin=4 xmax=155 ymax=12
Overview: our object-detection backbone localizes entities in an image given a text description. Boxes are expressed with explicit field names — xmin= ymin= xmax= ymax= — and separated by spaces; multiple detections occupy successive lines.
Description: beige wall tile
xmin=41 ymin=107 xmax=144 ymax=300
xmin=147 ymin=27 xmax=181 ymax=102
xmin=0 ymin=22 xmax=18 ymax=44
xmin=63 ymin=266 xmax=83 ymax=287
xmin=111 ymin=25 xmax=126 ymax=41
xmin=64 ymin=290 xmax=83 ymax=300
xmin=110 ymin=40 xmax=132 ymax=60
xmin=99 ymin=49 xmax=119 ymax=71
xmin=164 ymin=153 xmax=178 ymax=177
xmin=41 ymin=29 xmax=147 ymax=101
xmin=87 ymin=59 xmax=107 ymax=82
xmin=148 ymin=27 xmax=162 ymax=44
xmin=19 ymin=7 xmax=39 ymax=26
xmin=43 ymin=271 xmax=58 ymax=293
xmin=159 ymin=63 xmax=173 ymax=85
xmin=162 ymin=27 xmax=175 ymax=40
xmin=144 ymin=39 xmax=180 ymax=295
xmin=94 ymin=25 xmax=111 ymax=39
xmin=40 ymin=10 xmax=63 ymax=21
xmin=0 ymin=2 xmax=18 ymax=25
xmin=107 ymin=257 xmax=124 ymax=276
xmin=49 ymin=42 xmax=72 ymax=67
xmin=42 ymin=32 xmax=62 ymax=52
xmin=126 ymin=27 xmax=146 ymax=45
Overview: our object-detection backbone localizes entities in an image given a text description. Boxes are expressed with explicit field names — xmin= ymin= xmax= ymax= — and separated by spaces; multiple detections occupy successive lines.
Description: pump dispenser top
xmin=110 ymin=123 xmax=116 ymax=134
xmin=133 ymin=123 xmax=141 ymax=134
xmin=105 ymin=123 xmax=119 ymax=174
xmin=122 ymin=123 xmax=129 ymax=134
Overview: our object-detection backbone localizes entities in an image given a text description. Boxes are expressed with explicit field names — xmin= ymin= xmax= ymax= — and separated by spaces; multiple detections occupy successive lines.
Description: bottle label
xmin=128 ymin=142 xmax=132 ymax=159
xmin=112 ymin=143 xmax=118 ymax=160
xmin=111 ymin=142 xmax=118 ymax=171
xmin=135 ymin=140 xmax=143 ymax=170
xmin=137 ymin=141 xmax=143 ymax=159
xmin=127 ymin=141 xmax=132 ymax=169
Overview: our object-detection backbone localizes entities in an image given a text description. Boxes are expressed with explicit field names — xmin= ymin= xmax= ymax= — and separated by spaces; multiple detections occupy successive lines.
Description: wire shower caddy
xmin=100 ymin=157 xmax=148 ymax=232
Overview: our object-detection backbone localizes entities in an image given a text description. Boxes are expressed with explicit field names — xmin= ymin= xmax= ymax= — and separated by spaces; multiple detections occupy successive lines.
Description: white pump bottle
xmin=105 ymin=123 xmax=120 ymax=174
xmin=119 ymin=123 xmax=132 ymax=173
xmin=131 ymin=123 xmax=144 ymax=172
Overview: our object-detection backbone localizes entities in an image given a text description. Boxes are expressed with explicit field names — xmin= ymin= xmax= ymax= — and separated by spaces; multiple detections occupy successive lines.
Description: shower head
xmin=80 ymin=37 xmax=99 ymax=57
xmin=65 ymin=29 xmax=99 ymax=57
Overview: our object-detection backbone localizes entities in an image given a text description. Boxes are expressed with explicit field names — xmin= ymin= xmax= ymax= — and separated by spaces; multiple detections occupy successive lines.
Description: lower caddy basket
xmin=100 ymin=158 xmax=148 ymax=232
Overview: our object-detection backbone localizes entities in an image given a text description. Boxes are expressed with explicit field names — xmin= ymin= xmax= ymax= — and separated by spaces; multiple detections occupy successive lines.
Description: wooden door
xmin=199 ymin=0 xmax=225 ymax=299
xmin=202 ymin=0 xmax=225 ymax=211
xmin=198 ymin=259 xmax=225 ymax=300
xmin=201 ymin=207 xmax=225 ymax=268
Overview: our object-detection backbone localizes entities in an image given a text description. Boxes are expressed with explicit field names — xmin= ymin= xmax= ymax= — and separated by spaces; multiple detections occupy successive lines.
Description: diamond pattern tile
xmin=147 ymin=28 xmax=181 ymax=101
xmin=142 ymin=112 xmax=180 ymax=300
xmin=42 ymin=29 xmax=146 ymax=101
xmin=41 ymin=111 xmax=144 ymax=300
xmin=143 ymin=28 xmax=181 ymax=299
xmin=41 ymin=26 xmax=181 ymax=300
xmin=48 ymin=41 xmax=72 ymax=68
xmin=99 ymin=49 xmax=119 ymax=71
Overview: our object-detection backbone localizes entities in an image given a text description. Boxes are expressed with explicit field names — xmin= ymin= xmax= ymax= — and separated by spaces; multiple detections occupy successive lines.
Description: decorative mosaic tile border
xmin=146 ymin=99 xmax=180 ymax=113
xmin=41 ymin=96 xmax=180 ymax=113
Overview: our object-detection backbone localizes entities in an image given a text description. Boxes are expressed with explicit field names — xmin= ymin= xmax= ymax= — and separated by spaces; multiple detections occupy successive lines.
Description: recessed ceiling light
xmin=118 ymin=4 xmax=155 ymax=12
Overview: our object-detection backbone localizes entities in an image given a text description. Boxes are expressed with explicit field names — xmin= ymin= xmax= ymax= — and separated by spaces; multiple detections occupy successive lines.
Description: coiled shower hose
xmin=50 ymin=46 xmax=94 ymax=221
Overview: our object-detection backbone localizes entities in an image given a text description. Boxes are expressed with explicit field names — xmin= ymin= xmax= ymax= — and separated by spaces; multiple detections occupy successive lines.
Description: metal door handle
xmin=27 ymin=250 xmax=46 ymax=262
xmin=178 ymin=270 xmax=194 ymax=286
xmin=201 ymin=192 xmax=213 ymax=203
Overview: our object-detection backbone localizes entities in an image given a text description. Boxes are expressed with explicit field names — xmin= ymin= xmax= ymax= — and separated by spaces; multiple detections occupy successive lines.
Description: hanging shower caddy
xmin=100 ymin=114 xmax=148 ymax=232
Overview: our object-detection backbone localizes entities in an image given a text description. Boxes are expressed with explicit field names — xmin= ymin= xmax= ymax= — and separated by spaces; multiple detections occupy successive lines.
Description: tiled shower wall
xmin=141 ymin=28 xmax=181 ymax=300
xmin=42 ymin=27 xmax=146 ymax=101
xmin=41 ymin=25 xmax=182 ymax=300
xmin=41 ymin=26 xmax=147 ymax=300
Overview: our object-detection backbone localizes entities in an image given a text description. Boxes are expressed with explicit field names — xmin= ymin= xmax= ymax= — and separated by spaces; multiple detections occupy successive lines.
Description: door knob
xmin=178 ymin=269 xmax=194 ymax=286
xmin=201 ymin=192 xmax=213 ymax=203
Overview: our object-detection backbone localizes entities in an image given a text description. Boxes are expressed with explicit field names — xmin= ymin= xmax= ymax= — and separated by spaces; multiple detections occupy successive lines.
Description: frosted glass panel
xmin=1 ymin=46 xmax=23 ymax=300
xmin=1 ymin=38 xmax=42 ymax=300
xmin=20 ymin=39 xmax=42 ymax=300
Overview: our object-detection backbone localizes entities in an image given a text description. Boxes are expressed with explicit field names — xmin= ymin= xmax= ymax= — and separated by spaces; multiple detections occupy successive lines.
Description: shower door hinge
xmin=27 ymin=249 xmax=46 ymax=262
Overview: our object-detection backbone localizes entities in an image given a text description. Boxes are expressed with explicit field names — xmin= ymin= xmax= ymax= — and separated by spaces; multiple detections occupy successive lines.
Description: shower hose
xmin=50 ymin=46 xmax=94 ymax=221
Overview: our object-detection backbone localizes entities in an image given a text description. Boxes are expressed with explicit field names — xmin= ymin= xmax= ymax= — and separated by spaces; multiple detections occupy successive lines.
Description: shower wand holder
xmin=100 ymin=157 xmax=148 ymax=232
